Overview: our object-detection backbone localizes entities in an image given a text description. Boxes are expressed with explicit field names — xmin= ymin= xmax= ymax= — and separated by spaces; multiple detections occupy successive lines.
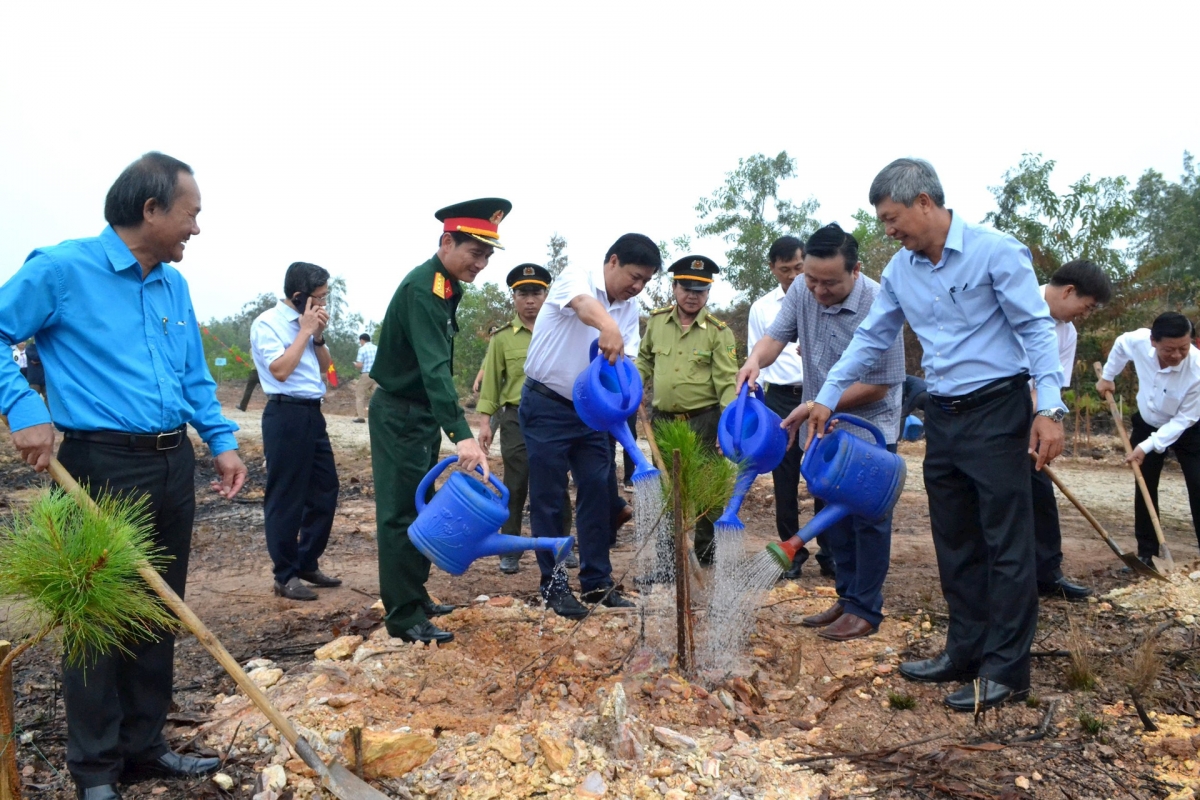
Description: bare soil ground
xmin=2 ymin=379 xmax=1199 ymax=799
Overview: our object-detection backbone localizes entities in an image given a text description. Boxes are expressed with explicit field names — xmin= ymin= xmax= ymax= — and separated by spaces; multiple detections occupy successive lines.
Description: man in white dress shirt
xmin=251 ymin=262 xmax=342 ymax=601
xmin=1098 ymin=311 xmax=1200 ymax=563
xmin=352 ymin=333 xmax=378 ymax=422
xmin=520 ymin=233 xmax=661 ymax=618
xmin=747 ymin=235 xmax=834 ymax=579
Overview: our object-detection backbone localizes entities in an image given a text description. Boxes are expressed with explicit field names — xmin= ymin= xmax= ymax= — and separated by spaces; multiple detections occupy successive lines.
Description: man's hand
xmin=734 ymin=362 xmax=760 ymax=395
xmin=478 ymin=417 xmax=494 ymax=452
xmin=1095 ymin=378 xmax=1116 ymax=398
xmin=12 ymin=423 xmax=54 ymax=472
xmin=473 ymin=370 xmax=484 ymax=394
xmin=299 ymin=297 xmax=329 ymax=339
xmin=211 ymin=451 xmax=248 ymax=499
xmin=1125 ymin=444 xmax=1147 ymax=466
xmin=596 ymin=323 xmax=625 ymax=364
xmin=457 ymin=438 xmax=490 ymax=481
xmin=780 ymin=403 xmax=810 ymax=449
xmin=1029 ymin=416 xmax=1064 ymax=471
xmin=804 ymin=403 xmax=834 ymax=450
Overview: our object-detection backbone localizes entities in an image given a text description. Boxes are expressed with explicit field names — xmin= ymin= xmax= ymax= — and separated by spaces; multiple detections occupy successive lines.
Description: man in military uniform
xmin=477 ymin=264 xmax=571 ymax=574
xmin=636 ymin=255 xmax=738 ymax=563
xmin=369 ymin=198 xmax=507 ymax=644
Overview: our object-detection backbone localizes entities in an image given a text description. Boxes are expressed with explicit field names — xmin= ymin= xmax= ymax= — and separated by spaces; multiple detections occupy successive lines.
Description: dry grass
xmin=1126 ymin=631 xmax=1164 ymax=698
xmin=1064 ymin=615 xmax=1098 ymax=691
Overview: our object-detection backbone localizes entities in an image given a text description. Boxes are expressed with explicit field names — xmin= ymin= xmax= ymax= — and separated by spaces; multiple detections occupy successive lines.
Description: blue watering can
xmin=715 ymin=382 xmax=789 ymax=531
xmin=902 ymin=414 xmax=924 ymax=442
xmin=766 ymin=414 xmax=906 ymax=570
xmin=572 ymin=340 xmax=660 ymax=483
xmin=408 ymin=456 xmax=575 ymax=576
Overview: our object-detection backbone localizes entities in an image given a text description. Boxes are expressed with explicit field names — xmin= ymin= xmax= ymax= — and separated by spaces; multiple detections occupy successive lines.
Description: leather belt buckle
xmin=156 ymin=430 xmax=182 ymax=451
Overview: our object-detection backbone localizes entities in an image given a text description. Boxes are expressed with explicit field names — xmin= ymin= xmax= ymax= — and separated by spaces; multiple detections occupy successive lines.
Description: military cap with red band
xmin=435 ymin=197 xmax=513 ymax=249
xmin=506 ymin=263 xmax=552 ymax=290
xmin=668 ymin=254 xmax=720 ymax=289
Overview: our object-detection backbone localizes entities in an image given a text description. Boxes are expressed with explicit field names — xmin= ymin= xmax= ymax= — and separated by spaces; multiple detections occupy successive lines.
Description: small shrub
xmin=887 ymin=691 xmax=917 ymax=710
xmin=1065 ymin=616 xmax=1097 ymax=691
xmin=1079 ymin=710 xmax=1105 ymax=736
xmin=1025 ymin=693 xmax=1041 ymax=709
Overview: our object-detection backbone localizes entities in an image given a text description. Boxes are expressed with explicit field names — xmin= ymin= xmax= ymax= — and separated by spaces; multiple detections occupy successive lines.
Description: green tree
xmin=1132 ymin=152 xmax=1200 ymax=306
xmin=453 ymin=282 xmax=512 ymax=397
xmin=983 ymin=153 xmax=1137 ymax=281
xmin=546 ymin=233 xmax=569 ymax=278
xmin=695 ymin=152 xmax=819 ymax=301
xmin=850 ymin=209 xmax=900 ymax=281
xmin=201 ymin=292 xmax=276 ymax=381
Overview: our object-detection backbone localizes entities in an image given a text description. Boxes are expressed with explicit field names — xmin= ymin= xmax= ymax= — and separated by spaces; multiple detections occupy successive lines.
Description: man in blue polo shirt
xmin=0 ymin=152 xmax=248 ymax=800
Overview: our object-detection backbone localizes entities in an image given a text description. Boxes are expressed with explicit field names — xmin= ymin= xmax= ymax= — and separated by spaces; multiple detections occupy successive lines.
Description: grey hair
xmin=868 ymin=158 xmax=945 ymax=208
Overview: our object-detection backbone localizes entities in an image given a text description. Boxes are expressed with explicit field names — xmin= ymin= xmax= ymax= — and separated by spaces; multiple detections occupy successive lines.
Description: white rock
xmin=652 ymin=726 xmax=698 ymax=752
xmin=213 ymin=772 xmax=235 ymax=790
xmin=474 ymin=594 xmax=491 ymax=603
xmin=576 ymin=770 xmax=607 ymax=798
xmin=1189 ymin=570 xmax=1200 ymax=581
xmin=262 ymin=764 xmax=287 ymax=791
xmin=248 ymin=667 xmax=283 ymax=688
xmin=245 ymin=658 xmax=275 ymax=670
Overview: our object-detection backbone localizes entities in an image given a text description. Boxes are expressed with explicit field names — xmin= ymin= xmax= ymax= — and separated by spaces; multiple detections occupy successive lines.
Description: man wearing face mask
xmin=250 ymin=262 xmax=341 ymax=601
xmin=369 ymin=198 xmax=506 ymax=643
xmin=476 ymin=264 xmax=572 ymax=574
xmin=1098 ymin=311 xmax=1200 ymax=562
xmin=637 ymin=255 xmax=738 ymax=565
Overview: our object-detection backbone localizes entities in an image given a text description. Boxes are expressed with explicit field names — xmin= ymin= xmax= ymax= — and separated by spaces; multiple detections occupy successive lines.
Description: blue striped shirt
xmin=816 ymin=213 xmax=1063 ymax=414
xmin=0 ymin=227 xmax=239 ymax=455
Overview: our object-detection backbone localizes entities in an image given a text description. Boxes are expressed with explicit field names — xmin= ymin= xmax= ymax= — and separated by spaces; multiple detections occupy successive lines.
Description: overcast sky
xmin=2 ymin=1 xmax=1196 ymax=326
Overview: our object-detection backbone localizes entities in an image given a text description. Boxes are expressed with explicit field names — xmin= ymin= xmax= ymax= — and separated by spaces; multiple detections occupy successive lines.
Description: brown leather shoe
xmin=817 ymin=612 xmax=877 ymax=641
xmin=613 ymin=504 xmax=634 ymax=533
xmin=801 ymin=601 xmax=844 ymax=628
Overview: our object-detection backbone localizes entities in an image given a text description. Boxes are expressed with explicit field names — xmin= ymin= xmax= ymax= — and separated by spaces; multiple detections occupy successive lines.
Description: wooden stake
xmin=0 ymin=641 xmax=18 ymax=800
xmin=671 ymin=450 xmax=693 ymax=673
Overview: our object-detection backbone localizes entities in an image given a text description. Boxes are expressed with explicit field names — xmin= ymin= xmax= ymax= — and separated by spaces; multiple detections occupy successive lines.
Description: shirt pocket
xmin=504 ymin=347 xmax=528 ymax=375
xmin=688 ymin=349 xmax=713 ymax=366
xmin=952 ymin=282 xmax=996 ymax=326
xmin=1161 ymin=388 xmax=1186 ymax=417
xmin=162 ymin=320 xmax=189 ymax=375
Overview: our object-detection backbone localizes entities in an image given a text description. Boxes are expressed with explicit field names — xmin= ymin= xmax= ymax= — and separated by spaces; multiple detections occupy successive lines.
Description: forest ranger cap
xmin=435 ymin=198 xmax=513 ymax=249
xmin=668 ymin=254 xmax=720 ymax=291
xmin=506 ymin=263 xmax=552 ymax=290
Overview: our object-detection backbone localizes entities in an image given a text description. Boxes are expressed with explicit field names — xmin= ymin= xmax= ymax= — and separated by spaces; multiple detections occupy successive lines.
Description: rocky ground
xmin=1 ymin=379 xmax=1199 ymax=799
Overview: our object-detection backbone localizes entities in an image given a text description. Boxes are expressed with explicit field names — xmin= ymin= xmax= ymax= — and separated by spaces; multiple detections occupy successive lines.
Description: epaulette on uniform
xmin=707 ymin=314 xmax=727 ymax=330
xmin=650 ymin=305 xmax=674 ymax=316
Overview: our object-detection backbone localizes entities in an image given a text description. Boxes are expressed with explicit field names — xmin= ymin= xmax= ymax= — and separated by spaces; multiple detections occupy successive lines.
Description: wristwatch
xmin=313 ymin=337 xmax=326 ymax=347
xmin=1036 ymin=407 xmax=1066 ymax=423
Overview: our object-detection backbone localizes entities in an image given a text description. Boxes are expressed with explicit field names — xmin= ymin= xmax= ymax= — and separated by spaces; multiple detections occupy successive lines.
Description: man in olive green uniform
xmin=477 ymin=264 xmax=571 ymax=574
xmin=369 ymin=198 xmax=508 ymax=644
xmin=636 ymin=255 xmax=738 ymax=562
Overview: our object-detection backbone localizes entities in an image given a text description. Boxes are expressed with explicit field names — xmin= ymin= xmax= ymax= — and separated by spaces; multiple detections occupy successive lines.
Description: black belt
xmin=767 ymin=383 xmax=804 ymax=395
xmin=656 ymin=405 xmax=719 ymax=421
xmin=267 ymin=394 xmax=323 ymax=407
xmin=524 ymin=378 xmax=574 ymax=407
xmin=928 ymin=373 xmax=1028 ymax=414
xmin=63 ymin=426 xmax=187 ymax=451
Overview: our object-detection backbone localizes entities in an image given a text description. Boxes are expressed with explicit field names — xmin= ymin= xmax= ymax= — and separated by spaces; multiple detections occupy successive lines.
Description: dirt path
xmin=2 ymin=382 xmax=1198 ymax=798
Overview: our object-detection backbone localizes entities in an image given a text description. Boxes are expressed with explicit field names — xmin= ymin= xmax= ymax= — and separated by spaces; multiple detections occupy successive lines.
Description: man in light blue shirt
xmin=250 ymin=263 xmax=341 ymax=602
xmin=0 ymin=152 xmax=247 ymax=799
xmin=807 ymin=158 xmax=1066 ymax=712
xmin=353 ymin=333 xmax=378 ymax=422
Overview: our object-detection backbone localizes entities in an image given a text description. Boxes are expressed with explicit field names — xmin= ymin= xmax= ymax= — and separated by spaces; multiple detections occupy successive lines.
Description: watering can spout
xmin=476 ymin=532 xmax=576 ymax=569
xmin=765 ymin=505 xmax=852 ymax=570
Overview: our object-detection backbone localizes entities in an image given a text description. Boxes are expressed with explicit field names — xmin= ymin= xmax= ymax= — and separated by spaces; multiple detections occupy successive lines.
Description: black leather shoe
xmin=581 ymin=587 xmax=635 ymax=608
xmin=899 ymin=652 xmax=977 ymax=683
xmin=273 ymin=577 xmax=317 ymax=601
xmin=298 ymin=569 xmax=342 ymax=587
xmin=77 ymin=785 xmax=122 ymax=800
xmin=944 ymin=679 xmax=1023 ymax=711
xmin=132 ymin=750 xmax=220 ymax=778
xmin=817 ymin=559 xmax=837 ymax=578
xmin=422 ymin=599 xmax=455 ymax=617
xmin=399 ymin=620 xmax=454 ymax=644
xmin=1038 ymin=576 xmax=1092 ymax=601
xmin=543 ymin=589 xmax=589 ymax=619
xmin=499 ymin=553 xmax=521 ymax=574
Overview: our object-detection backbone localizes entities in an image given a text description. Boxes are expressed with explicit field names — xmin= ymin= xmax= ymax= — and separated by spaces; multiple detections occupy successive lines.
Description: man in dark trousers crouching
xmin=250 ymin=262 xmax=342 ymax=600
xmin=0 ymin=152 xmax=248 ymax=799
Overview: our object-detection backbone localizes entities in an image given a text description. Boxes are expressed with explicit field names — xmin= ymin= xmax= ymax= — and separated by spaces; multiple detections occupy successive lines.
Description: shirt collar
xmin=669 ymin=305 xmax=708 ymax=329
xmin=275 ymin=300 xmax=301 ymax=322
xmin=432 ymin=255 xmax=459 ymax=297
xmin=510 ymin=316 xmax=532 ymax=333
xmin=101 ymin=226 xmax=170 ymax=284
xmin=909 ymin=210 xmax=963 ymax=269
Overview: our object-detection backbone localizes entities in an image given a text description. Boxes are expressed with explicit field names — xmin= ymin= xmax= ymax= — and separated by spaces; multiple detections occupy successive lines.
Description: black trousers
xmin=262 ymin=400 xmax=339 ymax=583
xmin=1031 ymin=465 xmax=1064 ymax=583
xmin=763 ymin=384 xmax=832 ymax=568
xmin=1131 ymin=412 xmax=1200 ymax=557
xmin=924 ymin=383 xmax=1037 ymax=690
xmin=56 ymin=436 xmax=197 ymax=788
xmin=238 ymin=371 xmax=260 ymax=411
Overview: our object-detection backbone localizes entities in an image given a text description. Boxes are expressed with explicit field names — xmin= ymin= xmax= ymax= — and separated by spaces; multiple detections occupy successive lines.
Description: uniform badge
xmin=691 ymin=260 xmax=704 ymax=271
xmin=523 ymin=266 xmax=535 ymax=275
xmin=433 ymin=272 xmax=445 ymax=298
xmin=490 ymin=210 xmax=506 ymax=224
